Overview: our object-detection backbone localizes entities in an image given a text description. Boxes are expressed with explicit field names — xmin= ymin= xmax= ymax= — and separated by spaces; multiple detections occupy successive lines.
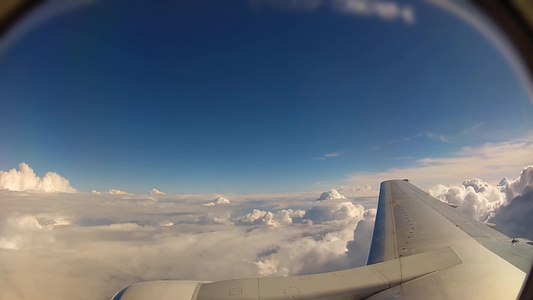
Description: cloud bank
xmin=0 ymin=163 xmax=76 ymax=193
xmin=428 ymin=178 xmax=507 ymax=221
xmin=428 ymin=165 xmax=533 ymax=239
xmin=1 ymin=163 xmax=531 ymax=299
xmin=0 ymin=180 xmax=377 ymax=300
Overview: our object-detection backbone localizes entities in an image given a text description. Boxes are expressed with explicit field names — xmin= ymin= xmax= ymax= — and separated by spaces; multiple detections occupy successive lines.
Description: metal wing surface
xmin=113 ymin=180 xmax=532 ymax=300
xmin=367 ymin=180 xmax=532 ymax=299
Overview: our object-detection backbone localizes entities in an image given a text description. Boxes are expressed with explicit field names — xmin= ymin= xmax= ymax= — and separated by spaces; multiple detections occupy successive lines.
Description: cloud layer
xmin=0 ymin=173 xmax=376 ymax=300
xmin=1 ymin=163 xmax=531 ymax=300
xmin=0 ymin=163 xmax=76 ymax=193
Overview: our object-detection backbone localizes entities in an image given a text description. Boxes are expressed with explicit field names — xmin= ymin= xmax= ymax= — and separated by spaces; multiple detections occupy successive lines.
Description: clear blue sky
xmin=0 ymin=0 xmax=531 ymax=193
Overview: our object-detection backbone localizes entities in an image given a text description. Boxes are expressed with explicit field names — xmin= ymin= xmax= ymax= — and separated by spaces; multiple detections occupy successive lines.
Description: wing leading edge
xmin=113 ymin=180 xmax=532 ymax=300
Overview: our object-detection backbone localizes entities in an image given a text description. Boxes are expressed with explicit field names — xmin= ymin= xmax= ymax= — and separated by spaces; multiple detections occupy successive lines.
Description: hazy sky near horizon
xmin=1 ymin=0 xmax=532 ymax=194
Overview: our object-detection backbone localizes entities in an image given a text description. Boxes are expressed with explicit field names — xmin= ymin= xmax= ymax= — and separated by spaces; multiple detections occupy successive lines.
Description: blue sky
xmin=0 ymin=0 xmax=531 ymax=193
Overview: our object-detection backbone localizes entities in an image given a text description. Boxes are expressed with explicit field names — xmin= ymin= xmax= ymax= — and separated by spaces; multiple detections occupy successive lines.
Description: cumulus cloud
xmin=428 ymin=166 xmax=533 ymax=239
xmin=345 ymin=208 xmax=376 ymax=266
xmin=501 ymin=165 xmax=533 ymax=201
xmin=202 ymin=196 xmax=231 ymax=207
xmin=490 ymin=166 xmax=533 ymax=239
xmin=316 ymin=189 xmax=346 ymax=201
xmin=0 ymin=163 xmax=76 ymax=193
xmin=253 ymin=204 xmax=375 ymax=276
xmin=428 ymin=178 xmax=506 ymax=221
xmin=303 ymin=202 xmax=364 ymax=224
xmin=253 ymin=227 xmax=352 ymax=276
xmin=149 ymin=188 xmax=166 ymax=195
xmin=0 ymin=215 xmax=55 ymax=250
xmin=108 ymin=189 xmax=129 ymax=195
xmin=490 ymin=193 xmax=533 ymax=240
xmin=253 ymin=213 xmax=368 ymax=276
xmin=91 ymin=190 xmax=101 ymax=194
xmin=236 ymin=209 xmax=306 ymax=227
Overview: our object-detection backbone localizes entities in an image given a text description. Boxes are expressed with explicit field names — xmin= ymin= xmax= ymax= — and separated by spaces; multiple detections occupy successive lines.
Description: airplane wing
xmin=366 ymin=180 xmax=532 ymax=299
xmin=112 ymin=180 xmax=533 ymax=300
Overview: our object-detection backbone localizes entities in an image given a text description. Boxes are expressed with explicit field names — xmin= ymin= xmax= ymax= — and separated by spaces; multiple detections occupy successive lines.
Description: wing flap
xmin=194 ymin=247 xmax=462 ymax=300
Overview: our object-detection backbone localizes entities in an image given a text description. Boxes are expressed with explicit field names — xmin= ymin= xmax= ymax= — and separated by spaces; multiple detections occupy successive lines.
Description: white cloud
xmin=330 ymin=0 xmax=415 ymax=24
xmin=318 ymin=152 xmax=341 ymax=160
xmin=345 ymin=139 xmax=533 ymax=189
xmin=338 ymin=185 xmax=372 ymax=192
xmin=238 ymin=209 xmax=276 ymax=226
xmin=91 ymin=190 xmax=101 ymax=194
xmin=202 ymin=196 xmax=231 ymax=207
xmin=345 ymin=208 xmax=376 ymax=266
xmin=149 ymin=188 xmax=166 ymax=195
xmin=501 ymin=165 xmax=533 ymax=201
xmin=0 ymin=163 xmax=76 ymax=193
xmin=253 ymin=227 xmax=352 ymax=276
xmin=423 ymin=131 xmax=450 ymax=143
xmin=108 ymin=189 xmax=129 ymax=195
xmin=0 ymin=215 xmax=52 ymax=250
xmin=490 ymin=166 xmax=533 ymax=239
xmin=252 ymin=0 xmax=415 ymax=24
xmin=253 ymin=205 xmax=375 ymax=276
xmin=363 ymin=208 xmax=377 ymax=218
xmin=303 ymin=202 xmax=365 ymax=224
xmin=316 ymin=189 xmax=346 ymax=201
xmin=236 ymin=209 xmax=306 ymax=227
xmin=386 ymin=131 xmax=450 ymax=146
xmin=428 ymin=165 xmax=533 ymax=225
xmin=214 ymin=196 xmax=230 ymax=204
xmin=428 ymin=179 xmax=506 ymax=221
xmin=0 ymin=186 xmax=378 ymax=300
